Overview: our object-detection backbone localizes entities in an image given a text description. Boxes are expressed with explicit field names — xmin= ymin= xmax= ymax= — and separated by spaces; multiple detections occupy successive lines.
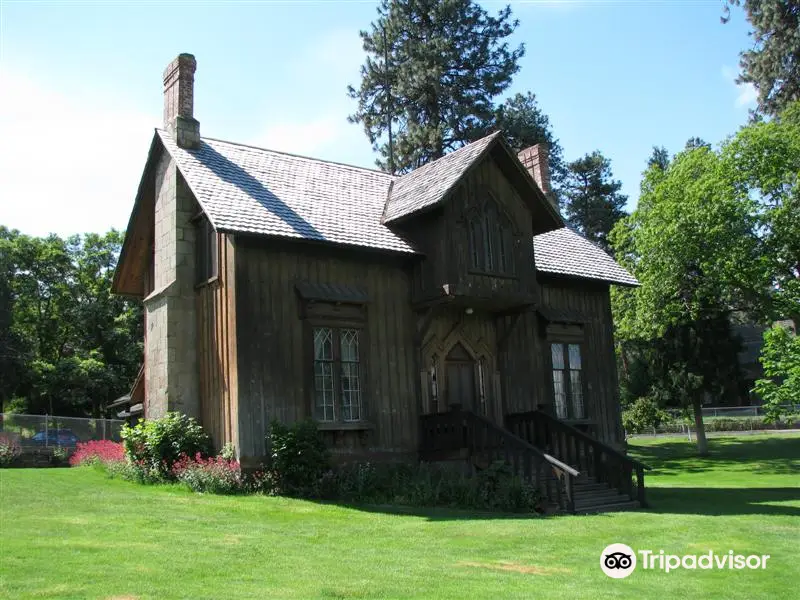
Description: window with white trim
xmin=551 ymin=342 xmax=585 ymax=420
xmin=313 ymin=326 xmax=362 ymax=422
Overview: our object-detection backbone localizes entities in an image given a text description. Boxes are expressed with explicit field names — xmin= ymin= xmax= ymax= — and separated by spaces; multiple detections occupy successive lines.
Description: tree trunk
xmin=692 ymin=397 xmax=709 ymax=456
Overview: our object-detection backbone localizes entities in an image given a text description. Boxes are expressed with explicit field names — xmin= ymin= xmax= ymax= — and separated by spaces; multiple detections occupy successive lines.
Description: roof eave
xmin=112 ymin=131 xmax=162 ymax=297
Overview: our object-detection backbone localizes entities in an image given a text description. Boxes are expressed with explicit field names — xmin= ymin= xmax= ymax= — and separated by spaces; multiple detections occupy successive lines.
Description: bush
xmin=172 ymin=453 xmax=244 ymax=495
xmin=121 ymin=412 xmax=211 ymax=479
xmin=0 ymin=433 xmax=21 ymax=467
xmin=69 ymin=440 xmax=125 ymax=467
xmin=622 ymin=397 xmax=671 ymax=433
xmin=317 ymin=461 xmax=541 ymax=514
xmin=267 ymin=420 xmax=330 ymax=497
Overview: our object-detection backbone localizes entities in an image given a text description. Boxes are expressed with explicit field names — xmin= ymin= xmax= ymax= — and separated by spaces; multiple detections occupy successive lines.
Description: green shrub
xmin=121 ymin=412 xmax=211 ymax=479
xmin=317 ymin=461 xmax=541 ymax=514
xmin=267 ymin=419 xmax=330 ymax=497
xmin=622 ymin=397 xmax=671 ymax=433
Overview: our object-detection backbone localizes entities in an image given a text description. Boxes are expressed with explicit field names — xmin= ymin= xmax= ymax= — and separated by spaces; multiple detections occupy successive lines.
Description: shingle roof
xmin=534 ymin=227 xmax=639 ymax=286
xmin=156 ymin=130 xmax=636 ymax=286
xmin=383 ymin=132 xmax=501 ymax=223
xmin=158 ymin=130 xmax=415 ymax=254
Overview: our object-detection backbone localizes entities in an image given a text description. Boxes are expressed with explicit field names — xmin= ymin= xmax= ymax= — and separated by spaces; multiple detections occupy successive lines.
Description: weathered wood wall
xmin=444 ymin=156 xmax=537 ymax=300
xmin=233 ymin=238 xmax=419 ymax=462
xmin=500 ymin=276 xmax=624 ymax=447
xmin=196 ymin=234 xmax=239 ymax=452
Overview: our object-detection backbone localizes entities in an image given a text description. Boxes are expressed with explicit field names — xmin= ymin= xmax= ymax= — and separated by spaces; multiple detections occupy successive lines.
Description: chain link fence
xmin=0 ymin=413 xmax=125 ymax=448
xmin=628 ymin=404 xmax=799 ymax=438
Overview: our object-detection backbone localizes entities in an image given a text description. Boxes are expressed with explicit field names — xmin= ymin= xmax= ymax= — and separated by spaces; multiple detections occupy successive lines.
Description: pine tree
xmin=723 ymin=1 xmax=800 ymax=115
xmin=563 ymin=152 xmax=627 ymax=254
xmin=494 ymin=92 xmax=567 ymax=201
xmin=348 ymin=0 xmax=524 ymax=173
xmin=647 ymin=146 xmax=670 ymax=172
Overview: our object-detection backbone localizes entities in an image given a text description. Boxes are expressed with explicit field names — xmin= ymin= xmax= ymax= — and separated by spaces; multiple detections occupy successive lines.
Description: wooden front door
xmin=444 ymin=343 xmax=477 ymax=412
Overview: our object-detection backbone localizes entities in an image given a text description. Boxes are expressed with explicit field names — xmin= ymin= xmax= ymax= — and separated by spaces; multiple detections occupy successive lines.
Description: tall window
xmin=551 ymin=343 xmax=585 ymax=420
xmin=196 ymin=216 xmax=218 ymax=284
xmin=467 ymin=198 xmax=515 ymax=275
xmin=313 ymin=326 xmax=362 ymax=422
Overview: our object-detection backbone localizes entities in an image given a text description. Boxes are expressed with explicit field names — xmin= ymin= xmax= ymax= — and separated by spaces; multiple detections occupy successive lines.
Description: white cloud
xmin=0 ymin=67 xmax=158 ymax=237
xmin=722 ymin=65 xmax=758 ymax=109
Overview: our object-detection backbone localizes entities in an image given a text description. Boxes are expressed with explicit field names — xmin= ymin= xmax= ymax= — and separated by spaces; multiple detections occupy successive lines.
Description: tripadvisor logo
xmin=601 ymin=544 xmax=771 ymax=579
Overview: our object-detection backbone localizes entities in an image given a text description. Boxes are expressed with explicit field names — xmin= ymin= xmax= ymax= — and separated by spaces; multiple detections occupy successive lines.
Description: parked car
xmin=29 ymin=429 xmax=80 ymax=447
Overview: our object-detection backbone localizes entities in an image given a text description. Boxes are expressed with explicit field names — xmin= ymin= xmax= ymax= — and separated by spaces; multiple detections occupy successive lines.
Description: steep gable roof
xmin=115 ymin=129 xmax=636 ymax=296
xmin=383 ymin=132 xmax=501 ymax=223
xmin=158 ymin=130 xmax=416 ymax=254
xmin=534 ymin=227 xmax=638 ymax=287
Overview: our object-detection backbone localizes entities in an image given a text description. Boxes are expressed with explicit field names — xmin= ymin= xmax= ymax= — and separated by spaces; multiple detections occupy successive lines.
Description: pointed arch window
xmin=467 ymin=196 xmax=515 ymax=276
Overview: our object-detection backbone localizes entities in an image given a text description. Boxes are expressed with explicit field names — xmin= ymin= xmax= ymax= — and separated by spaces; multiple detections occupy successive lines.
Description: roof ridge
xmin=394 ymin=130 xmax=502 ymax=181
xmin=156 ymin=128 xmax=395 ymax=179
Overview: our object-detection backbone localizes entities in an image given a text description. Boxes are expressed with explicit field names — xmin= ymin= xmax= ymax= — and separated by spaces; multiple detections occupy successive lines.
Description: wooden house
xmin=112 ymin=54 xmax=648 ymax=512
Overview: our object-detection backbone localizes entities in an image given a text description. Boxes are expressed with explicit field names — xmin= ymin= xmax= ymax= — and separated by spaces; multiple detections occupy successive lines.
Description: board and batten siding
xmin=195 ymin=233 xmax=239 ymax=452
xmin=501 ymin=277 xmax=624 ymax=448
xmin=233 ymin=238 xmax=418 ymax=462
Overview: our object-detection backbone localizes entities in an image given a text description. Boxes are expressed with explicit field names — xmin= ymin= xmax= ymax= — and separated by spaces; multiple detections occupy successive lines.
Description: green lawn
xmin=1 ymin=433 xmax=798 ymax=600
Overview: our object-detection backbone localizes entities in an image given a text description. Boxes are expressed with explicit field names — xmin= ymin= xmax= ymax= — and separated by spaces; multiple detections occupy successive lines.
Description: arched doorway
xmin=444 ymin=342 xmax=477 ymax=412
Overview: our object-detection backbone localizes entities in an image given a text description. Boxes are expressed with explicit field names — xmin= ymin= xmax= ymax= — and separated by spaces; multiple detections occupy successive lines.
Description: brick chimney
xmin=517 ymin=143 xmax=557 ymax=210
xmin=163 ymin=53 xmax=200 ymax=149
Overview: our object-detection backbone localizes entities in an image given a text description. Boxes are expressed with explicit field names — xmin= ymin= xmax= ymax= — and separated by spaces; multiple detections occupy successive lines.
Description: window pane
xmin=339 ymin=329 xmax=361 ymax=421
xmin=568 ymin=344 xmax=582 ymax=370
xmin=570 ymin=370 xmax=585 ymax=419
xmin=482 ymin=205 xmax=495 ymax=271
xmin=313 ymin=327 xmax=333 ymax=360
xmin=340 ymin=363 xmax=361 ymax=422
xmin=314 ymin=361 xmax=335 ymax=421
xmin=468 ymin=219 xmax=480 ymax=268
xmin=553 ymin=370 xmax=567 ymax=419
xmin=208 ymin=224 xmax=218 ymax=278
xmin=340 ymin=329 xmax=359 ymax=362
xmin=551 ymin=343 xmax=565 ymax=369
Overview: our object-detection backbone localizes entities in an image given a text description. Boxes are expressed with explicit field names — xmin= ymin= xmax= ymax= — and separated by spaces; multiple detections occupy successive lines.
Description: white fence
xmin=0 ymin=413 xmax=125 ymax=448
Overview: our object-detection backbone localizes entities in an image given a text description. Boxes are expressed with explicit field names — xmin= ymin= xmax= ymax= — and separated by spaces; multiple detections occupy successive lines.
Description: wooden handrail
xmin=507 ymin=410 xmax=651 ymax=470
xmin=505 ymin=410 xmax=649 ymax=507
xmin=419 ymin=409 xmax=580 ymax=512
xmin=466 ymin=410 xmax=580 ymax=477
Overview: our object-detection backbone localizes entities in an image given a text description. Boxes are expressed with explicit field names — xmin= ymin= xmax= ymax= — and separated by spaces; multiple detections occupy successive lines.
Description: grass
xmin=1 ymin=433 xmax=798 ymax=600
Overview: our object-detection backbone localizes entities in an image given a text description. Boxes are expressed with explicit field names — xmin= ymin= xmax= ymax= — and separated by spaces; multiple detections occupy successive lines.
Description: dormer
xmin=383 ymin=133 xmax=562 ymax=312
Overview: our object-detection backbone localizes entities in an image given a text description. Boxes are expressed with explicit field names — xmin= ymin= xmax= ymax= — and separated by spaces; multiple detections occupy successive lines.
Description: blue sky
xmin=0 ymin=0 xmax=756 ymax=237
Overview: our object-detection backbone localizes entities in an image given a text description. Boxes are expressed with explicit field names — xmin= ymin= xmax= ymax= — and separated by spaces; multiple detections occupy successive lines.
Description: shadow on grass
xmin=321 ymin=501 xmax=547 ymax=522
xmin=629 ymin=435 xmax=800 ymax=477
xmin=646 ymin=487 xmax=800 ymax=517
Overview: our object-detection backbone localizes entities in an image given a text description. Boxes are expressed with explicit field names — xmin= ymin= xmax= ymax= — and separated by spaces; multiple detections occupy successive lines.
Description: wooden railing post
xmin=565 ymin=474 xmax=575 ymax=513
xmin=636 ymin=466 xmax=646 ymax=507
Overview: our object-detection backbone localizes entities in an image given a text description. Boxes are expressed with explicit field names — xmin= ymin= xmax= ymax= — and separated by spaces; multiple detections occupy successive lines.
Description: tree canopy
xmin=348 ymin=0 xmax=524 ymax=173
xmin=493 ymin=92 xmax=568 ymax=202
xmin=563 ymin=151 xmax=627 ymax=254
xmin=0 ymin=228 xmax=142 ymax=417
xmin=723 ymin=0 xmax=800 ymax=116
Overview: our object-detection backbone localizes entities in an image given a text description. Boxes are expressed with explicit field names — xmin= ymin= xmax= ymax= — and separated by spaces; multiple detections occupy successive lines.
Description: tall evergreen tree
xmin=348 ymin=0 xmax=524 ymax=173
xmin=723 ymin=1 xmax=800 ymax=115
xmin=563 ymin=152 xmax=627 ymax=254
xmin=685 ymin=137 xmax=711 ymax=151
xmin=647 ymin=146 xmax=670 ymax=172
xmin=494 ymin=92 xmax=567 ymax=202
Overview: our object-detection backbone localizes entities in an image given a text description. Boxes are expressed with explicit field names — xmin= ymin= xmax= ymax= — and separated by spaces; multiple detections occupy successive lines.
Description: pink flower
xmin=69 ymin=440 xmax=124 ymax=467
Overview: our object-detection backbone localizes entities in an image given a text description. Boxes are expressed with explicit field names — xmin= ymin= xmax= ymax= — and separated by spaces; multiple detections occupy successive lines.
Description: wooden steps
xmin=571 ymin=476 xmax=641 ymax=514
